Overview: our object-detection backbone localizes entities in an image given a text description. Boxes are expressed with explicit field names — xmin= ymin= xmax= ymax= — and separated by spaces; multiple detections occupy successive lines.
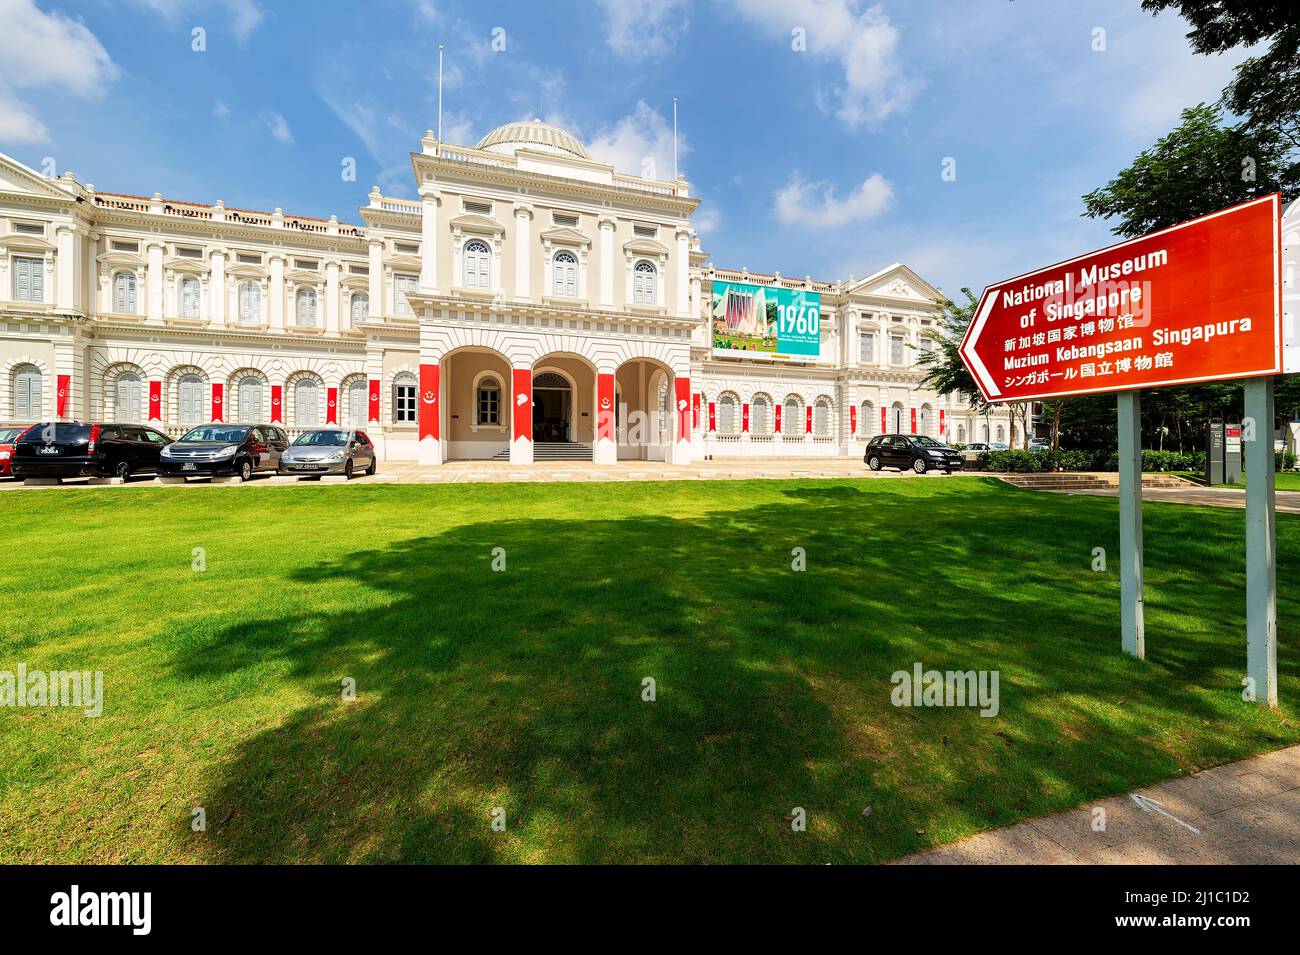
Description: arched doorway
xmin=532 ymin=371 xmax=572 ymax=442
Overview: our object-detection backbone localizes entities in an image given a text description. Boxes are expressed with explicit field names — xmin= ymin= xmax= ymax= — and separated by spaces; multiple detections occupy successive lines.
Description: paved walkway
xmin=895 ymin=744 xmax=1300 ymax=864
xmin=1040 ymin=483 xmax=1300 ymax=514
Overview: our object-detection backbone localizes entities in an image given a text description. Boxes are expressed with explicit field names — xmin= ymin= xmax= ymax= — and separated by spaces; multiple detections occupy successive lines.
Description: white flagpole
xmin=437 ymin=45 xmax=444 ymax=157
xmin=672 ymin=97 xmax=678 ymax=182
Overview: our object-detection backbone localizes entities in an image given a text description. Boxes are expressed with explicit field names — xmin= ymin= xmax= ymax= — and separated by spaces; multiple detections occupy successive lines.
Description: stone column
xmin=146 ymin=240 xmax=164 ymax=321
xmin=598 ymin=217 xmax=615 ymax=308
xmin=55 ymin=225 xmax=76 ymax=310
xmin=368 ymin=239 xmax=384 ymax=319
xmin=325 ymin=260 xmax=340 ymax=334
xmin=674 ymin=228 xmax=690 ymax=317
xmin=514 ymin=203 xmax=533 ymax=301
xmin=269 ymin=254 xmax=285 ymax=330
xmin=419 ymin=187 xmax=439 ymax=291
xmin=209 ymin=250 xmax=226 ymax=325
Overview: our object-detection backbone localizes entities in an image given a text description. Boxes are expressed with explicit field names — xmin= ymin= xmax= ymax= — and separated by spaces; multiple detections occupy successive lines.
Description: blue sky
xmin=0 ymin=0 xmax=1249 ymax=296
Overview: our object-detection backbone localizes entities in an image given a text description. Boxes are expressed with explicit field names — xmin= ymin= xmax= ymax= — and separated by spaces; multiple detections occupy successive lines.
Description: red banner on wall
xmin=708 ymin=401 xmax=716 ymax=432
xmin=270 ymin=385 xmax=283 ymax=423
xmin=910 ymin=408 xmax=917 ymax=433
xmin=512 ymin=368 xmax=532 ymax=442
xmin=419 ymin=363 xmax=439 ymax=441
xmin=692 ymin=392 xmax=700 ymax=430
xmin=675 ymin=376 xmax=689 ymax=443
xmin=881 ymin=406 xmax=887 ymax=434
xmin=939 ymin=409 xmax=945 ymax=438
xmin=326 ymin=387 xmax=338 ymax=425
xmin=741 ymin=403 xmax=750 ymax=432
xmin=775 ymin=404 xmax=782 ymax=433
xmin=211 ymin=382 xmax=224 ymax=422
xmin=850 ymin=405 xmax=857 ymax=434
xmin=56 ymin=374 xmax=70 ymax=418
xmin=148 ymin=380 xmax=161 ymax=421
xmin=597 ymin=373 xmax=615 ymax=443
xmin=368 ymin=379 xmax=380 ymax=424
xmin=805 ymin=406 xmax=813 ymax=434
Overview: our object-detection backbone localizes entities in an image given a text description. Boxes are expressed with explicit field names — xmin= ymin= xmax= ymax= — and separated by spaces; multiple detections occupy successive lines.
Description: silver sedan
xmin=278 ymin=428 xmax=377 ymax=478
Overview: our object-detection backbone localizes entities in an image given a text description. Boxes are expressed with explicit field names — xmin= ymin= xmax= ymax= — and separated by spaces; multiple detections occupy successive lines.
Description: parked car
xmin=279 ymin=428 xmax=377 ymax=478
xmin=864 ymin=434 xmax=964 ymax=474
xmin=1028 ymin=437 xmax=1051 ymax=450
xmin=10 ymin=422 xmax=173 ymax=481
xmin=157 ymin=423 xmax=288 ymax=481
xmin=965 ymin=442 xmax=991 ymax=452
xmin=0 ymin=425 xmax=28 ymax=478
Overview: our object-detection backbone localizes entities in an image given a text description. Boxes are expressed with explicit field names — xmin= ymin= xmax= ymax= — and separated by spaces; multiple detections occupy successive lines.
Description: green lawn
xmin=2 ymin=477 xmax=1297 ymax=863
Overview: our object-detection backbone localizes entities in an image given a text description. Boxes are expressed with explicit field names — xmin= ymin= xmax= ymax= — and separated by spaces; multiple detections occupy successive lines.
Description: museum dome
xmin=476 ymin=119 xmax=590 ymax=159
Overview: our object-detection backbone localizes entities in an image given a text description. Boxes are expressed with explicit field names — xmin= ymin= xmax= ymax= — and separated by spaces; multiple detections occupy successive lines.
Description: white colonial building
xmin=0 ymin=119 xmax=1014 ymax=466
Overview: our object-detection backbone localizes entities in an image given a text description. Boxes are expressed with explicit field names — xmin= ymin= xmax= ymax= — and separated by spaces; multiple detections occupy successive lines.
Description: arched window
xmin=113 ymin=271 xmax=138 ymax=313
xmin=463 ymin=240 xmax=490 ymax=289
xmin=860 ymin=400 xmax=875 ymax=436
xmin=239 ymin=281 xmax=261 ymax=325
xmin=180 ymin=277 xmax=201 ymax=318
xmin=633 ymin=260 xmax=657 ymax=305
xmin=296 ymin=288 xmax=318 ymax=327
xmin=996 ymin=424 xmax=1006 ymax=444
xmin=347 ymin=380 xmax=367 ymax=426
xmin=783 ymin=396 xmax=802 ymax=435
xmin=350 ymin=293 xmax=368 ymax=328
xmin=13 ymin=364 xmax=42 ymax=420
xmin=752 ymin=395 xmax=771 ymax=435
xmin=553 ymin=251 xmax=578 ymax=297
xmin=891 ymin=402 xmax=905 ymax=433
xmin=116 ymin=372 xmax=143 ymax=422
xmin=178 ymin=374 xmax=205 ymax=425
xmin=813 ymin=398 xmax=831 ymax=436
xmin=957 ymin=424 xmax=966 ymax=444
xmin=476 ymin=375 xmax=501 ymax=426
xmin=919 ymin=403 xmax=933 ymax=436
xmin=393 ymin=373 xmax=417 ymax=424
xmin=238 ymin=376 xmax=264 ymax=421
xmin=294 ymin=379 xmax=318 ymax=427
xmin=717 ymin=394 xmax=737 ymax=434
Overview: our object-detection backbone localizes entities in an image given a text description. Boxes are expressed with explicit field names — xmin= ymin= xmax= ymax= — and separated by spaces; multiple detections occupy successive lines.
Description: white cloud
xmin=133 ymin=0 xmax=265 ymax=42
xmin=0 ymin=0 xmax=117 ymax=144
xmin=773 ymin=171 xmax=893 ymax=227
xmin=692 ymin=204 xmax=720 ymax=235
xmin=587 ymin=101 xmax=685 ymax=180
xmin=729 ymin=0 xmax=915 ymax=127
xmin=597 ymin=0 xmax=690 ymax=61
xmin=261 ymin=110 xmax=293 ymax=144
xmin=213 ymin=99 xmax=231 ymax=119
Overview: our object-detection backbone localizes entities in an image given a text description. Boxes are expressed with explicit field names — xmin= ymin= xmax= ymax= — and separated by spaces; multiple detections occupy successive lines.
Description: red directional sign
xmin=959 ymin=194 xmax=1282 ymax=403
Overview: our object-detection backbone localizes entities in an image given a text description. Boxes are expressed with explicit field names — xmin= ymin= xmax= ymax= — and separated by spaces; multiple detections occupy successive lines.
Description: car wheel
xmin=366 ymin=457 xmax=376 ymax=476
xmin=114 ymin=460 xmax=131 ymax=481
xmin=238 ymin=459 xmax=253 ymax=482
xmin=867 ymin=455 xmax=882 ymax=471
xmin=344 ymin=460 xmax=354 ymax=480
xmin=912 ymin=457 xmax=928 ymax=475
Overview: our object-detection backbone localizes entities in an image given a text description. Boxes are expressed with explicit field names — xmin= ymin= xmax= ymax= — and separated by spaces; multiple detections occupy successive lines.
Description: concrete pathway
xmin=895 ymin=744 xmax=1300 ymax=864
xmin=1037 ymin=483 xmax=1300 ymax=514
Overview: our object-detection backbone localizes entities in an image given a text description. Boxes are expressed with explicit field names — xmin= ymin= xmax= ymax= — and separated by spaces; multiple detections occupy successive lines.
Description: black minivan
xmin=11 ymin=422 xmax=173 ymax=482
xmin=157 ymin=423 xmax=289 ymax=481
xmin=864 ymin=433 xmax=964 ymax=474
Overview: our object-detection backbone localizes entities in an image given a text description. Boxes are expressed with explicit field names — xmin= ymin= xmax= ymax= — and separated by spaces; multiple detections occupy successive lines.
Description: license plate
xmin=182 ymin=463 xmax=196 ymax=471
xmin=37 ymin=447 xmax=59 ymax=455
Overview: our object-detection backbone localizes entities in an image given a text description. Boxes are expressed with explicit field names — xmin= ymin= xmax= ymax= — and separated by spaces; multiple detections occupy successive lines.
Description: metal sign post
xmin=1117 ymin=391 xmax=1145 ymax=658
xmin=1244 ymin=378 xmax=1278 ymax=706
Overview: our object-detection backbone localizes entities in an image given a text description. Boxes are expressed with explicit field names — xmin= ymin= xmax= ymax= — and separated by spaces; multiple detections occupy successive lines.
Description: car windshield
xmin=293 ymin=430 xmax=347 ymax=447
xmin=18 ymin=423 xmax=91 ymax=443
xmin=0 ymin=427 xmax=23 ymax=443
xmin=911 ymin=436 xmax=944 ymax=447
xmin=180 ymin=426 xmax=248 ymax=443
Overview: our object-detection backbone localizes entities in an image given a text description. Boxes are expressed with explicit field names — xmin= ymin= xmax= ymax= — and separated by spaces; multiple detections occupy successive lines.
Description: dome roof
xmin=476 ymin=119 xmax=589 ymax=159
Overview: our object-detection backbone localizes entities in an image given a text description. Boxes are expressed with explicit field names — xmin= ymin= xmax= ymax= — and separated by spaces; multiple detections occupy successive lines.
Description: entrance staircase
xmin=492 ymin=441 xmax=594 ymax=462
xmin=996 ymin=472 xmax=1194 ymax=492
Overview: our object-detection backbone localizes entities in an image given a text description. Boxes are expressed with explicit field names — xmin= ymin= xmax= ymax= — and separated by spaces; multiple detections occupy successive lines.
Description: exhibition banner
xmin=711 ymin=280 xmax=820 ymax=360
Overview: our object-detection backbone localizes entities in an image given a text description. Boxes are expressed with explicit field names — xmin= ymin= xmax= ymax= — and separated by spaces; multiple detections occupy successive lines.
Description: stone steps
xmin=997 ymin=471 xmax=1194 ymax=491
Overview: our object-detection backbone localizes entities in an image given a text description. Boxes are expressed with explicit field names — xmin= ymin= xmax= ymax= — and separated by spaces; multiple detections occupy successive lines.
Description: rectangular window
xmin=463 ymin=200 xmax=492 ymax=215
xmin=236 ymin=253 xmax=262 ymax=265
xmin=393 ymin=242 xmax=419 ymax=255
xmin=177 ymin=247 xmax=203 ymax=258
xmin=553 ymin=213 xmax=579 ymax=227
xmin=349 ymin=264 xmax=369 ymax=275
xmin=633 ymin=224 xmax=657 ymax=238
xmin=13 ymin=222 xmax=45 ymax=236
xmin=294 ymin=259 xmax=318 ymax=271
xmin=890 ymin=335 xmax=905 ymax=365
xmin=859 ymin=333 xmax=875 ymax=363
xmin=111 ymin=240 xmax=139 ymax=253
xmin=12 ymin=256 xmax=44 ymax=302
xmin=394 ymin=273 xmax=418 ymax=316
xmin=395 ymin=382 xmax=416 ymax=422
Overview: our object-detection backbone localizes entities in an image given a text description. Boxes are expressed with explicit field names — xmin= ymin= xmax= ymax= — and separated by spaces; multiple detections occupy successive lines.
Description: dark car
xmin=157 ymin=423 xmax=289 ymax=481
xmin=11 ymin=422 xmax=173 ymax=482
xmin=864 ymin=433 xmax=964 ymax=474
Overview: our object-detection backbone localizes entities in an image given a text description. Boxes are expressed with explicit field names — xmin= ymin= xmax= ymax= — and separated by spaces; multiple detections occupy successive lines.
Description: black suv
xmin=157 ymin=423 xmax=290 ymax=481
xmin=864 ymin=434 xmax=964 ymax=474
xmin=11 ymin=422 xmax=173 ymax=482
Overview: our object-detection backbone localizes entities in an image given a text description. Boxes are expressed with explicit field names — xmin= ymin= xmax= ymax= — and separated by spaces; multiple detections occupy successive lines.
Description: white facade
xmin=0 ymin=121 xmax=1014 ymax=464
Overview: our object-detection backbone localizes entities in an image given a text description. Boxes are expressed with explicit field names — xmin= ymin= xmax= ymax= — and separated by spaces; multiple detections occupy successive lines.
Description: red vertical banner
xmin=939 ymin=409 xmax=945 ymax=438
xmin=805 ymin=406 xmax=813 ymax=434
xmin=692 ymin=393 xmax=700 ymax=430
xmin=881 ymin=407 xmax=887 ymax=434
xmin=326 ymin=387 xmax=338 ymax=425
xmin=775 ymin=404 xmax=782 ymax=433
xmin=674 ymin=376 xmax=689 ymax=443
xmin=741 ymin=403 xmax=750 ymax=432
xmin=910 ymin=408 xmax=917 ymax=434
xmin=419 ymin=363 xmax=439 ymax=441
xmin=270 ymin=385 xmax=283 ymax=423
xmin=597 ymin=372 xmax=615 ymax=443
xmin=708 ymin=402 xmax=716 ymax=432
xmin=148 ymin=380 xmax=162 ymax=421
xmin=368 ymin=379 xmax=380 ymax=424
xmin=850 ymin=405 xmax=857 ymax=434
xmin=211 ymin=382 xmax=224 ymax=422
xmin=56 ymin=374 xmax=70 ymax=418
xmin=512 ymin=368 xmax=532 ymax=442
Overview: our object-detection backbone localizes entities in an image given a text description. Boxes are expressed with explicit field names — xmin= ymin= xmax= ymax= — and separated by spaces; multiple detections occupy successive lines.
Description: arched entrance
xmin=532 ymin=371 xmax=572 ymax=442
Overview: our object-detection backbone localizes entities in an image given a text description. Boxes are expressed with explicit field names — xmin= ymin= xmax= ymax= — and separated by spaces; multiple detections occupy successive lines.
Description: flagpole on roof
xmin=672 ymin=97 xmax=678 ymax=183
xmin=437 ymin=45 xmax=444 ymax=157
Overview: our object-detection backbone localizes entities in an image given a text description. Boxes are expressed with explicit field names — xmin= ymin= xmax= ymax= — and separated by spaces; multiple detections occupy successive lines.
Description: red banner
xmin=910 ymin=408 xmax=917 ymax=434
xmin=959 ymin=194 xmax=1282 ymax=402
xmin=148 ymin=380 xmax=161 ymax=421
xmin=939 ymin=409 xmax=945 ymax=437
xmin=326 ymin=387 xmax=338 ymax=425
xmin=850 ymin=405 xmax=857 ymax=434
xmin=368 ymin=379 xmax=380 ymax=424
xmin=597 ymin=373 xmax=615 ymax=443
xmin=675 ymin=376 xmax=689 ymax=443
xmin=211 ymin=382 xmax=224 ymax=422
xmin=692 ymin=392 xmax=700 ymax=430
xmin=881 ymin=406 xmax=887 ymax=434
xmin=512 ymin=368 xmax=532 ymax=442
xmin=419 ymin=363 xmax=439 ymax=441
xmin=708 ymin=401 xmax=716 ymax=432
xmin=270 ymin=385 xmax=283 ymax=423
xmin=741 ymin=403 xmax=750 ymax=432
xmin=775 ymin=404 xmax=782 ymax=433
xmin=56 ymin=374 xmax=69 ymax=418
xmin=805 ymin=406 xmax=813 ymax=434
